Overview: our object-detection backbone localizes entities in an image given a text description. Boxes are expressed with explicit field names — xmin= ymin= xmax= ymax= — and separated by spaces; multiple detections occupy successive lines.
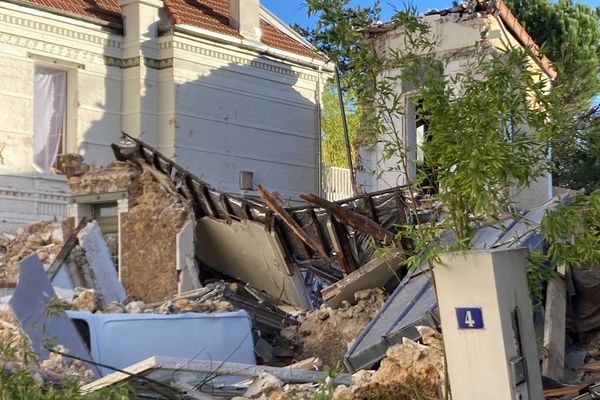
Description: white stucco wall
xmin=0 ymin=0 xmax=328 ymax=228
xmin=171 ymin=33 xmax=322 ymax=199
xmin=0 ymin=2 xmax=123 ymax=229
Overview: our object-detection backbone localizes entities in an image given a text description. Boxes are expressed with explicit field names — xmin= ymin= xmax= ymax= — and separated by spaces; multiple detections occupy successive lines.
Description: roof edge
xmin=1 ymin=0 xmax=122 ymax=30
xmin=494 ymin=0 xmax=557 ymax=79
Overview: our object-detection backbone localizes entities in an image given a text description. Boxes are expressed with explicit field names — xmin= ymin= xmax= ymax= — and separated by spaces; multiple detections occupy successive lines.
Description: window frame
xmin=30 ymin=54 xmax=80 ymax=158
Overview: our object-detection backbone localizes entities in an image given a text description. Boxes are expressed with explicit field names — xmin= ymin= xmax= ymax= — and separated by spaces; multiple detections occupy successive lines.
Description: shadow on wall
xmin=77 ymin=37 xmax=322 ymax=302
xmin=83 ymin=49 xmax=320 ymax=200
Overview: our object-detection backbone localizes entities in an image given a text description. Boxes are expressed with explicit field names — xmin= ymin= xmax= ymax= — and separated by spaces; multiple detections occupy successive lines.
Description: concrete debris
xmin=244 ymin=373 xmax=285 ymax=399
xmin=0 ymin=220 xmax=63 ymax=283
xmin=68 ymin=161 xmax=138 ymax=195
xmin=333 ymin=326 xmax=444 ymax=400
xmin=72 ymin=288 xmax=101 ymax=312
xmin=281 ymin=288 xmax=386 ymax=367
xmin=39 ymin=345 xmax=96 ymax=382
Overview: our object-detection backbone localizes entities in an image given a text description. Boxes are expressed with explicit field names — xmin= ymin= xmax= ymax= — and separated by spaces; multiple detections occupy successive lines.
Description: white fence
xmin=322 ymin=166 xmax=354 ymax=201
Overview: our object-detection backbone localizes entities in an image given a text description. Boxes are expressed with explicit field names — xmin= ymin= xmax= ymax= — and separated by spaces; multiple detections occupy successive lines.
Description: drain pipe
xmin=335 ymin=66 xmax=357 ymax=195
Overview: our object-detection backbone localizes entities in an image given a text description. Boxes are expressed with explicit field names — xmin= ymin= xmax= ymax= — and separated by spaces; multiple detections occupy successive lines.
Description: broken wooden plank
xmin=577 ymin=360 xmax=600 ymax=372
xmin=542 ymin=276 xmax=566 ymax=382
xmin=300 ymin=192 xmax=396 ymax=244
xmin=82 ymin=355 xmax=352 ymax=394
xmin=321 ymin=248 xmax=405 ymax=308
xmin=543 ymin=383 xmax=590 ymax=398
xmin=258 ymin=186 xmax=330 ymax=262
xmin=46 ymin=217 xmax=89 ymax=279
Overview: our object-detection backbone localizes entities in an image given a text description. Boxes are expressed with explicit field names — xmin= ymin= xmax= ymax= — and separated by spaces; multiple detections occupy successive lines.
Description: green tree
xmin=320 ymin=80 xmax=360 ymax=168
xmin=505 ymin=0 xmax=600 ymax=193
xmin=293 ymin=1 xmax=380 ymax=169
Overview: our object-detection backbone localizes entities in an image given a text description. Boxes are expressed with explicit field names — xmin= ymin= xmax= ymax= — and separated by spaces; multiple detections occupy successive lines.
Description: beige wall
xmin=358 ymin=13 xmax=553 ymax=209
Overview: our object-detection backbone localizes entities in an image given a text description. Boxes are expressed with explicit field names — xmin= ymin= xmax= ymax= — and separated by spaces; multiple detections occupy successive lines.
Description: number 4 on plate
xmin=456 ymin=307 xmax=484 ymax=329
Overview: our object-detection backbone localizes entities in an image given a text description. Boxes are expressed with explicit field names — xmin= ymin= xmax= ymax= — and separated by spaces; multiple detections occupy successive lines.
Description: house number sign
xmin=456 ymin=307 xmax=484 ymax=329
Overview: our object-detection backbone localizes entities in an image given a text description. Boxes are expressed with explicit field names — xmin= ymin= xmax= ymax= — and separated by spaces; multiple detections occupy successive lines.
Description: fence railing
xmin=322 ymin=166 xmax=353 ymax=201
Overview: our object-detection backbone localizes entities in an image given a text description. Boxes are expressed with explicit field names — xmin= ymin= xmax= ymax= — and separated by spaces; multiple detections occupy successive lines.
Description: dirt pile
xmin=281 ymin=288 xmax=386 ymax=367
xmin=0 ymin=220 xmax=63 ymax=283
xmin=333 ymin=326 xmax=445 ymax=400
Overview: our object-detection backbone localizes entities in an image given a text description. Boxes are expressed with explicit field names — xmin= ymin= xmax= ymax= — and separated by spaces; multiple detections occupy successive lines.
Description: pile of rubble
xmin=71 ymin=287 xmax=235 ymax=315
xmin=231 ymin=326 xmax=444 ymax=400
xmin=0 ymin=220 xmax=63 ymax=283
xmin=334 ymin=326 xmax=444 ymax=400
xmin=281 ymin=288 xmax=386 ymax=367
xmin=0 ymin=142 xmax=448 ymax=398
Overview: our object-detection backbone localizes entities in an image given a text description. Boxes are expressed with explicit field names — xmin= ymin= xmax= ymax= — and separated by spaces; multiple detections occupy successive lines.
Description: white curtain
xmin=33 ymin=66 xmax=66 ymax=173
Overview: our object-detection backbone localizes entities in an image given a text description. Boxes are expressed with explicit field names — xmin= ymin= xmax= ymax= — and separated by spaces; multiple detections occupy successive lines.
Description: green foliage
xmin=505 ymin=0 xmax=600 ymax=106
xmin=298 ymin=0 xmax=381 ymax=75
xmin=0 ymin=338 xmax=133 ymax=400
xmin=321 ymin=80 xmax=360 ymax=167
xmin=542 ymin=190 xmax=600 ymax=266
xmin=505 ymin=0 xmax=600 ymax=193
xmin=306 ymin=0 xmax=600 ymax=275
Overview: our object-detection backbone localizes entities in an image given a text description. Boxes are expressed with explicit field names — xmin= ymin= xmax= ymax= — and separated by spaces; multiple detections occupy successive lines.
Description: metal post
xmin=335 ymin=67 xmax=357 ymax=195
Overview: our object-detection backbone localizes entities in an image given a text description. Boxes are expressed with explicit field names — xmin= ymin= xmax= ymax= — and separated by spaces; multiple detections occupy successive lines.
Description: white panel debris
xmin=77 ymin=222 xmax=126 ymax=304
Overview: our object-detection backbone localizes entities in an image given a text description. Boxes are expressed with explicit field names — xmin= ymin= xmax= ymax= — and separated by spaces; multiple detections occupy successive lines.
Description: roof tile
xmin=18 ymin=0 xmax=319 ymax=59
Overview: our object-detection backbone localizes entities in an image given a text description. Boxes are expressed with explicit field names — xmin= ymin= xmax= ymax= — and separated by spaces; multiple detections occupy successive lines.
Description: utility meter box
xmin=433 ymin=248 xmax=543 ymax=400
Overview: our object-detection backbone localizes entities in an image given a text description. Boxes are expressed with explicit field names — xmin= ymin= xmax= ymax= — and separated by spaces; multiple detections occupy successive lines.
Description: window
xmin=92 ymin=202 xmax=120 ymax=270
xmin=413 ymin=99 xmax=438 ymax=195
xmin=71 ymin=318 xmax=91 ymax=352
xmin=32 ymin=66 xmax=67 ymax=173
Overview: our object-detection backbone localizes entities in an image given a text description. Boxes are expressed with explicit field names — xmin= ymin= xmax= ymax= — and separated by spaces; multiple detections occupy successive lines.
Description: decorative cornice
xmin=174 ymin=41 xmax=318 ymax=82
xmin=0 ymin=12 xmax=121 ymax=49
xmin=104 ymin=55 xmax=173 ymax=70
xmin=0 ymin=27 xmax=317 ymax=78
xmin=0 ymin=32 xmax=106 ymax=64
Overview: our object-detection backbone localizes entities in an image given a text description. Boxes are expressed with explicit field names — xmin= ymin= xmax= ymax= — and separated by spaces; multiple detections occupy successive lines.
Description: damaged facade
xmin=0 ymin=0 xmax=332 ymax=230
xmin=356 ymin=0 xmax=557 ymax=210
xmin=3 ymin=1 xmax=598 ymax=400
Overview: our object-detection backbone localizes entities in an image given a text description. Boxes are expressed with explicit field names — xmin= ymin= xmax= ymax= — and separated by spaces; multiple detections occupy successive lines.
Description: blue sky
xmin=262 ymin=0 xmax=600 ymax=28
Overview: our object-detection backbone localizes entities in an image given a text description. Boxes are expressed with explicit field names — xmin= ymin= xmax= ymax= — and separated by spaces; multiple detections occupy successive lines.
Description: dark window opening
xmin=71 ymin=318 xmax=91 ymax=353
xmin=415 ymin=100 xmax=438 ymax=195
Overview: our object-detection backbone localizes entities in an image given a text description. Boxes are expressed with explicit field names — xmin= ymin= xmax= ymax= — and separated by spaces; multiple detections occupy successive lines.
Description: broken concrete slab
xmin=321 ymin=249 xmax=404 ymax=309
xmin=195 ymin=217 xmax=312 ymax=309
xmin=77 ymin=221 xmax=126 ymax=304
xmin=49 ymin=221 xmax=125 ymax=307
xmin=81 ymin=355 xmax=351 ymax=397
xmin=9 ymin=254 xmax=100 ymax=377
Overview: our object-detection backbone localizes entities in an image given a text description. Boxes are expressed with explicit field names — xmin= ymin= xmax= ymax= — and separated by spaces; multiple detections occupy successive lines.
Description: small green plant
xmin=0 ymin=332 xmax=133 ymax=399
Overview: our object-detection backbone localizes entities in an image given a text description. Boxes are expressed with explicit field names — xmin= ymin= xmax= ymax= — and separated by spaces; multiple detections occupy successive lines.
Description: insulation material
xmin=195 ymin=217 xmax=312 ymax=310
xmin=120 ymin=170 xmax=189 ymax=302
